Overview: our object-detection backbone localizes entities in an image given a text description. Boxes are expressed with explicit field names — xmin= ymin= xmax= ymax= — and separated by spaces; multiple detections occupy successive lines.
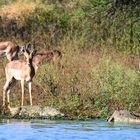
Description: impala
xmin=3 ymin=44 xmax=37 ymax=107
xmin=0 ymin=41 xmax=20 ymax=61
xmin=33 ymin=49 xmax=62 ymax=68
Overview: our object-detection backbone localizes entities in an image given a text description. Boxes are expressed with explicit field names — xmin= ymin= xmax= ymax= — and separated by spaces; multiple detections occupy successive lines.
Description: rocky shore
xmin=1 ymin=105 xmax=64 ymax=119
xmin=107 ymin=110 xmax=140 ymax=124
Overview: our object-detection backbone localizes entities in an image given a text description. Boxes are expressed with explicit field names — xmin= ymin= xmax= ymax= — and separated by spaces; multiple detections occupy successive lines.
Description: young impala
xmin=3 ymin=44 xmax=37 ymax=107
xmin=0 ymin=41 xmax=20 ymax=61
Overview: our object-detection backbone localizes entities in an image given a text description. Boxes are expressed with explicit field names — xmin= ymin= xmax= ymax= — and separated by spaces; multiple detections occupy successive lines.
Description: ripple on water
xmin=0 ymin=119 xmax=139 ymax=140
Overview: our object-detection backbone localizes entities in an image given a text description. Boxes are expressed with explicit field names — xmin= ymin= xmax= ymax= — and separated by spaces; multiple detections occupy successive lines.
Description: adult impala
xmin=0 ymin=41 xmax=20 ymax=61
xmin=33 ymin=49 xmax=62 ymax=68
xmin=3 ymin=44 xmax=37 ymax=107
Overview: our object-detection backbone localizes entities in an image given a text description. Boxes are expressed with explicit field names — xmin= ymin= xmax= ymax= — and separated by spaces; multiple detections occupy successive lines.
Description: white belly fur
xmin=10 ymin=69 xmax=22 ymax=80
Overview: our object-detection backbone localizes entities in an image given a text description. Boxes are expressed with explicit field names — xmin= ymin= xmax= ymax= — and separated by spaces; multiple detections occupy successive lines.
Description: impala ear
xmin=31 ymin=41 xmax=36 ymax=57
xmin=21 ymin=44 xmax=30 ymax=55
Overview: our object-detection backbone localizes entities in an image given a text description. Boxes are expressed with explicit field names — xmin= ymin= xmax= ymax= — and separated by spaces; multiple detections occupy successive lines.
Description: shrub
xmin=91 ymin=58 xmax=140 ymax=117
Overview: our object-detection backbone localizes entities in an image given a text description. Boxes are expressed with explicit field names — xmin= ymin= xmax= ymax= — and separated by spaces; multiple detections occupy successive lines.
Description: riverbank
xmin=1 ymin=48 xmax=140 ymax=120
xmin=0 ymin=0 xmax=140 ymax=120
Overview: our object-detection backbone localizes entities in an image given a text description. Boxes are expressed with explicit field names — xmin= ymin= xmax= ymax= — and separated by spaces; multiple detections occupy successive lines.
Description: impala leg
xmin=21 ymin=79 xmax=24 ymax=106
xmin=3 ymin=79 xmax=11 ymax=107
xmin=3 ymin=90 xmax=6 ymax=107
xmin=7 ymin=89 xmax=10 ymax=107
xmin=7 ymin=78 xmax=16 ymax=107
xmin=28 ymin=82 xmax=32 ymax=106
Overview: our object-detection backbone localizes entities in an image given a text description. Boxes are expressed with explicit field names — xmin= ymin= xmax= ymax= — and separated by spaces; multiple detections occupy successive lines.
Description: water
xmin=0 ymin=119 xmax=139 ymax=140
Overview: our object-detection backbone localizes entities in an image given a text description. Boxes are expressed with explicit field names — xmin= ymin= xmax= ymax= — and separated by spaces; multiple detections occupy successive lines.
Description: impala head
xmin=22 ymin=44 xmax=37 ymax=65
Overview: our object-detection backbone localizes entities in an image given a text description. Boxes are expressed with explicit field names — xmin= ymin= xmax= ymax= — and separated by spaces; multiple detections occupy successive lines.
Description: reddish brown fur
xmin=33 ymin=50 xmax=62 ymax=67
xmin=0 ymin=41 xmax=20 ymax=61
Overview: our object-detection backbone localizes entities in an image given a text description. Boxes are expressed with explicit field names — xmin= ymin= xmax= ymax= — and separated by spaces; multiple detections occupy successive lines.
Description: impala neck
xmin=27 ymin=58 xmax=33 ymax=67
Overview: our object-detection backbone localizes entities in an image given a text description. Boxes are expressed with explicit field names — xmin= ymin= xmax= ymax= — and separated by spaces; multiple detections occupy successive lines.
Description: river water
xmin=0 ymin=119 xmax=139 ymax=140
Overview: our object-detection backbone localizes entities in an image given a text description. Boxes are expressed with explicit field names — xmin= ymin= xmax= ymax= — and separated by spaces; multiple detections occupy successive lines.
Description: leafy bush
xmin=91 ymin=58 xmax=140 ymax=117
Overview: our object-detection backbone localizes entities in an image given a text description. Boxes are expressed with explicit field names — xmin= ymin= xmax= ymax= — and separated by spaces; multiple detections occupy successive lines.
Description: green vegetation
xmin=91 ymin=58 xmax=140 ymax=117
xmin=0 ymin=0 xmax=140 ymax=119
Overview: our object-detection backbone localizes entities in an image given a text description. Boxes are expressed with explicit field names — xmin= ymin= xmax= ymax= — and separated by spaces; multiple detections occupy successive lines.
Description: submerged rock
xmin=107 ymin=110 xmax=140 ymax=123
xmin=8 ymin=105 xmax=64 ymax=118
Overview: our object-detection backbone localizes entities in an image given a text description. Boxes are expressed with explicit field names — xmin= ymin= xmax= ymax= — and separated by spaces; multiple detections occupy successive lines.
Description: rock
xmin=8 ymin=105 xmax=64 ymax=118
xmin=107 ymin=110 xmax=140 ymax=123
xmin=9 ymin=107 xmax=19 ymax=116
